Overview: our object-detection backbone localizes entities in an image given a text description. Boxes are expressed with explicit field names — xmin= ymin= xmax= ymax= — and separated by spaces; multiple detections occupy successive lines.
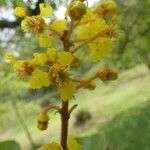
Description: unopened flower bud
xmin=84 ymin=82 xmax=96 ymax=90
xmin=69 ymin=1 xmax=87 ymax=20
xmin=37 ymin=112 xmax=49 ymax=131
xmin=97 ymin=68 xmax=118 ymax=81
xmin=106 ymin=68 xmax=118 ymax=80
xmin=95 ymin=1 xmax=117 ymax=16
xmin=72 ymin=55 xmax=80 ymax=66
xmin=97 ymin=68 xmax=107 ymax=81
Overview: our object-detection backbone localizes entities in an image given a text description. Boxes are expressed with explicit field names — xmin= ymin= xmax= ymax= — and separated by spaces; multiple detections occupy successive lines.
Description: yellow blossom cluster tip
xmin=6 ymin=0 xmax=118 ymax=101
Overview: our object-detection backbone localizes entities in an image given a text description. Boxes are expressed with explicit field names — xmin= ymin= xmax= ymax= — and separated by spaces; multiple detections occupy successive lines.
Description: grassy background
xmin=0 ymin=64 xmax=150 ymax=150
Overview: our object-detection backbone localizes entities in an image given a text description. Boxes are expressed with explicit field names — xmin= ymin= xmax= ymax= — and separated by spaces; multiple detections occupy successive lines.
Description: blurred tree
xmin=113 ymin=0 xmax=150 ymax=69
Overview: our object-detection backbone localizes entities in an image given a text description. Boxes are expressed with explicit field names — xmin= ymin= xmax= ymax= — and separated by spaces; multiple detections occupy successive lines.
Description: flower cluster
xmin=6 ymin=0 xmax=117 ymax=102
xmin=5 ymin=0 xmax=118 ymax=149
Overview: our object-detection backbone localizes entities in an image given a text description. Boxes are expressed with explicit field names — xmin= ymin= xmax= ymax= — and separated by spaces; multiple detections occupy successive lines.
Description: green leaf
xmin=0 ymin=140 xmax=21 ymax=150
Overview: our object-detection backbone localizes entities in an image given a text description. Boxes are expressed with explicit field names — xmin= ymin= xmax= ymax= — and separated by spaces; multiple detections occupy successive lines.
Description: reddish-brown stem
xmin=71 ymin=26 xmax=114 ymax=54
xmin=43 ymin=104 xmax=61 ymax=113
xmin=77 ymin=74 xmax=98 ymax=89
xmin=59 ymin=18 xmax=74 ymax=150
xmin=60 ymin=101 xmax=69 ymax=150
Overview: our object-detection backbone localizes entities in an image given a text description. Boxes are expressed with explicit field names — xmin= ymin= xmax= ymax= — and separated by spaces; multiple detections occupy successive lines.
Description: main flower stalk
xmin=60 ymin=21 xmax=73 ymax=149
xmin=60 ymin=101 xmax=69 ymax=150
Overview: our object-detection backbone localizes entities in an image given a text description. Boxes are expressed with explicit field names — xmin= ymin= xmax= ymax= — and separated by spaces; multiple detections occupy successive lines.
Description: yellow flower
xmin=89 ymin=38 xmax=112 ymax=62
xmin=21 ymin=16 xmax=46 ymax=33
xmin=38 ymin=142 xmax=62 ymax=150
xmin=94 ymin=1 xmax=117 ymax=16
xmin=79 ymin=9 xmax=96 ymax=25
xmin=31 ymin=52 xmax=48 ymax=66
xmin=5 ymin=58 xmax=35 ymax=77
xmin=39 ymin=34 xmax=52 ymax=48
xmin=47 ymin=48 xmax=58 ymax=62
xmin=39 ymin=3 xmax=52 ymax=17
xmin=14 ymin=7 xmax=26 ymax=18
xmin=5 ymin=53 xmax=36 ymax=76
xmin=49 ymin=20 xmax=68 ymax=32
xmin=58 ymin=81 xmax=76 ymax=101
xmin=58 ymin=52 xmax=73 ymax=66
xmin=4 ymin=53 xmax=16 ymax=64
xmin=99 ymin=25 xmax=116 ymax=38
xmin=67 ymin=136 xmax=81 ymax=150
xmin=30 ymin=69 xmax=50 ymax=89
xmin=14 ymin=60 xmax=35 ymax=76
xmin=48 ymin=63 xmax=70 ymax=84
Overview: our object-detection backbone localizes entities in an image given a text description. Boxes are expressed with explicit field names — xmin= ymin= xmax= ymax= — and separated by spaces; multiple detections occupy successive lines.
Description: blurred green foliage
xmin=78 ymin=100 xmax=150 ymax=150
xmin=0 ymin=140 xmax=21 ymax=150
xmin=113 ymin=0 xmax=150 ymax=68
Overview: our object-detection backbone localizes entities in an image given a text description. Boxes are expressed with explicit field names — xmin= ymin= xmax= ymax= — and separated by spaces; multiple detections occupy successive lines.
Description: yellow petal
xmin=39 ymin=34 xmax=52 ymax=48
xmin=79 ymin=8 xmax=96 ymax=24
xmin=38 ymin=142 xmax=63 ymax=150
xmin=47 ymin=48 xmax=58 ymax=62
xmin=31 ymin=53 xmax=48 ymax=66
xmin=95 ymin=1 xmax=117 ymax=16
xmin=14 ymin=7 xmax=26 ymax=18
xmin=4 ymin=53 xmax=16 ymax=64
xmin=67 ymin=136 xmax=81 ymax=150
xmin=58 ymin=52 xmax=73 ymax=66
xmin=58 ymin=81 xmax=76 ymax=101
xmin=13 ymin=60 xmax=24 ymax=71
xmin=40 ymin=3 xmax=52 ymax=17
xmin=89 ymin=38 xmax=112 ymax=62
xmin=76 ymin=18 xmax=106 ymax=40
xmin=30 ymin=69 xmax=50 ymax=89
xmin=50 ymin=19 xmax=68 ymax=32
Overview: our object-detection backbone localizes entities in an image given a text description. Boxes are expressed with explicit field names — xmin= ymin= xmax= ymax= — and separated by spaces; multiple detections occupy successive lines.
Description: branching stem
xmin=77 ymin=74 xmax=98 ymax=89
xmin=69 ymin=104 xmax=78 ymax=116
xmin=60 ymin=17 xmax=74 ymax=150
xmin=43 ymin=104 xmax=61 ymax=113
xmin=71 ymin=26 xmax=112 ymax=54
